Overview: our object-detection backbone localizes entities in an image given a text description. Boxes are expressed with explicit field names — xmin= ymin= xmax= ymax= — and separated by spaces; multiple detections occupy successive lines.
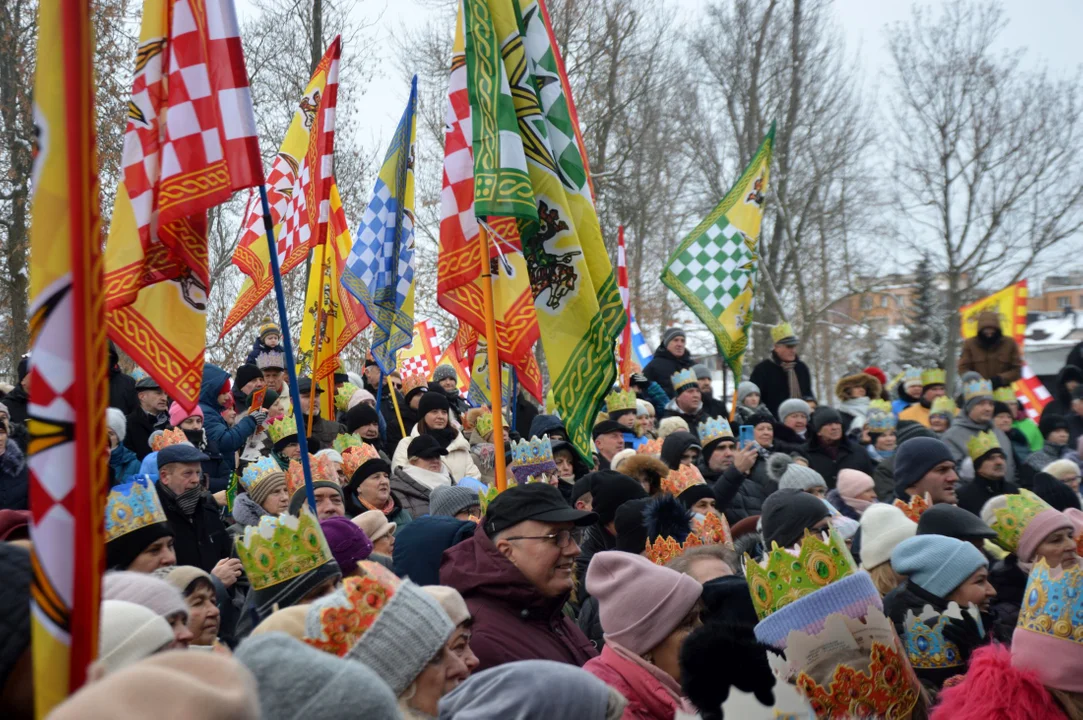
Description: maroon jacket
xmin=439 ymin=525 xmax=597 ymax=672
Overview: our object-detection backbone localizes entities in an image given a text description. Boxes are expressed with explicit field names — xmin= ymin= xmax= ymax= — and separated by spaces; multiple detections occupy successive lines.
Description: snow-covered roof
xmin=1025 ymin=314 xmax=1083 ymax=348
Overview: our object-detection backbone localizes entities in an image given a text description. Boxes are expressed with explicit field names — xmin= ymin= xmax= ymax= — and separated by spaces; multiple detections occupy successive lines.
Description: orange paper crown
xmin=303 ymin=563 xmax=401 ymax=656
xmin=341 ymin=443 xmax=381 ymax=480
xmin=401 ymin=374 xmax=427 ymax=396
xmin=636 ymin=438 xmax=663 ymax=455
xmin=151 ymin=427 xmax=188 ymax=452
xmin=893 ymin=493 xmax=931 ymax=523
xmin=661 ymin=463 xmax=707 ymax=497
xmin=692 ymin=511 xmax=734 ymax=549
xmin=287 ymin=454 xmax=338 ymax=496
xmin=644 ymin=532 xmax=703 ymax=565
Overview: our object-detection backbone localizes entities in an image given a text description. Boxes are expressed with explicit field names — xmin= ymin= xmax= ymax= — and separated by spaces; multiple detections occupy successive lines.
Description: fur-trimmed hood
xmin=835 ymin=372 xmax=882 ymax=402
xmin=617 ymin=454 xmax=669 ymax=496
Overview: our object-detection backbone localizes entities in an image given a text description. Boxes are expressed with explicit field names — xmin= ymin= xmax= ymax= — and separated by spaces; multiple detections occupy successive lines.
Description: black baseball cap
xmin=408 ymin=434 xmax=449 ymax=459
xmin=156 ymin=443 xmax=209 ymax=469
xmin=592 ymin=420 xmax=626 ymax=440
xmin=295 ymin=377 xmax=324 ymax=395
xmin=484 ymin=483 xmax=597 ymax=535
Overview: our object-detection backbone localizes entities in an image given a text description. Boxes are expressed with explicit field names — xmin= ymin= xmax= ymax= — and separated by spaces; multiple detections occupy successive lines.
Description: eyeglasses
xmin=504 ymin=529 xmax=574 ymax=548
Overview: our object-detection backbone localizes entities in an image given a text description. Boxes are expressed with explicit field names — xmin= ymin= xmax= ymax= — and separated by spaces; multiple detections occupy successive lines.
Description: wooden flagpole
xmin=478 ymin=226 xmax=508 ymax=491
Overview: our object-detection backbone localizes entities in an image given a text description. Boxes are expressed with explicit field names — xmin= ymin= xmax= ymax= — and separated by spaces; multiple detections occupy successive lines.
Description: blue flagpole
xmin=258 ymin=184 xmax=317 ymax=512
xmin=510 ymin=367 xmax=518 ymax=433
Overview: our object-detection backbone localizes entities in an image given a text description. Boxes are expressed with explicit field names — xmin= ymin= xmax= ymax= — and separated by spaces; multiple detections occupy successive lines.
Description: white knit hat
xmin=423 ymin=585 xmax=471 ymax=626
xmin=107 ymin=407 xmax=127 ymax=444
xmin=98 ymin=600 xmax=174 ymax=675
xmin=858 ymin=504 xmax=917 ymax=569
xmin=610 ymin=448 xmax=636 ymax=472
xmin=102 ymin=570 xmax=188 ymax=622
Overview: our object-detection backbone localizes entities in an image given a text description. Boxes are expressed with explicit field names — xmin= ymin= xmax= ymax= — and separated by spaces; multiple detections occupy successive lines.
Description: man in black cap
xmin=439 ymin=483 xmax=598 ymax=670
xmin=155 ymin=444 xmax=237 ymax=581
xmin=800 ymin=406 xmax=873 ymax=489
xmin=572 ymin=471 xmax=648 ymax=607
xmin=955 ymin=439 xmax=1020 ymax=517
xmin=894 ymin=436 xmax=959 ymax=505
xmin=295 ymin=377 xmax=345 ymax=452
xmin=917 ymin=504 xmax=997 ymax=552
xmin=592 ymin=420 xmax=626 ymax=470
xmin=125 ymin=375 xmax=169 ymax=460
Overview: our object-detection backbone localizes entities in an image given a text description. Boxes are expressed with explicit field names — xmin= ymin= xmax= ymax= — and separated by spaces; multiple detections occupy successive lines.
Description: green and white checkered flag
xmin=662 ymin=125 xmax=774 ymax=378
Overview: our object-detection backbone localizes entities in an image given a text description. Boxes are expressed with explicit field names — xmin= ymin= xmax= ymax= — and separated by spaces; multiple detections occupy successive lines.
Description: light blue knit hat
xmin=890 ymin=535 xmax=988 ymax=599
xmin=753 ymin=572 xmax=882 ymax=650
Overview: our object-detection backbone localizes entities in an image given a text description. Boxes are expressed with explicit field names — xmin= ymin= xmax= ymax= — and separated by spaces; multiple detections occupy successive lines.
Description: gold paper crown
xmin=661 ymin=463 xmax=707 ymax=497
xmin=605 ymin=388 xmax=638 ymax=414
xmin=868 ymin=399 xmax=892 ymax=414
xmin=636 ymin=438 xmax=663 ymax=455
xmin=241 ymin=456 xmax=285 ymax=495
xmin=963 ymin=377 xmax=994 ymax=403
xmin=697 ymin=416 xmax=734 ymax=447
xmin=151 ymin=427 xmax=188 ymax=452
xmin=903 ymin=603 xmax=983 ymax=670
xmin=893 ymin=493 xmax=931 ymax=523
xmin=287 ymin=454 xmax=338 ymax=497
xmin=920 ymin=368 xmax=946 ymax=386
xmin=341 ymin=443 xmax=381 ymax=480
xmin=692 ymin=511 xmax=734 ymax=549
xmin=967 ymin=430 xmax=1003 ymax=462
xmin=401 ymin=374 xmax=427 ymax=396
xmin=266 ymin=415 xmax=299 ymax=444
xmin=644 ymin=532 xmax=702 ymax=565
xmin=335 ymin=383 xmax=360 ymax=413
xmin=930 ymin=396 xmax=957 ymax=417
xmin=1017 ymin=558 xmax=1083 ymax=649
xmin=105 ymin=477 xmax=169 ymax=542
xmin=303 ymin=563 xmax=402 ymax=656
xmin=235 ymin=507 xmax=335 ymax=591
xmin=993 ymin=386 xmax=1016 ymax=404
xmin=989 ymin=488 xmax=1055 ymax=553
xmin=333 ymin=433 xmax=363 ymax=454
xmin=771 ymin=321 xmax=796 ymax=344
xmin=745 ymin=528 xmax=857 ymax=620
xmin=475 ymin=409 xmax=493 ymax=438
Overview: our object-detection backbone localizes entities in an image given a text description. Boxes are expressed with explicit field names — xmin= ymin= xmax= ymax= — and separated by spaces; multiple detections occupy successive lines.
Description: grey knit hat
xmin=692 ymin=364 xmax=711 ymax=380
xmin=662 ymin=327 xmax=685 ymax=346
xmin=777 ymin=398 xmax=811 ymax=422
xmin=235 ymin=633 xmax=400 ymax=720
xmin=432 ymin=365 xmax=458 ymax=384
xmin=737 ymin=381 xmax=760 ymax=405
xmin=429 ymin=484 xmax=479 ymax=518
xmin=766 ymin=453 xmax=826 ymax=492
xmin=305 ymin=576 xmax=453 ymax=695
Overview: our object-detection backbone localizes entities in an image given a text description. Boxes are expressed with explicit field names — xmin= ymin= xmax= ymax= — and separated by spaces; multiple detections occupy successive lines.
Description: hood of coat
xmin=440 ymin=525 xmax=569 ymax=619
xmin=231 ymin=493 xmax=268 ymax=527
xmin=528 ymin=414 xmax=567 ymax=440
xmin=835 ymin=373 xmax=882 ymax=403
xmin=660 ymin=431 xmax=700 ymax=469
xmin=1056 ymin=365 xmax=1083 ymax=404
xmin=198 ymin=364 xmax=231 ymax=410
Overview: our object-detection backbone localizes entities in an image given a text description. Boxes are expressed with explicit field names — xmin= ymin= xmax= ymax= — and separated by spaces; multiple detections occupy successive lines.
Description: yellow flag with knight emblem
xmin=662 ymin=126 xmax=775 ymax=378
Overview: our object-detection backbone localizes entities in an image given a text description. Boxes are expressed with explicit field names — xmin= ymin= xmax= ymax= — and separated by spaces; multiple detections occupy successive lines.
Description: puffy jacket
xmin=109 ymin=443 xmax=142 ymax=484
xmin=872 ymin=454 xmax=897 ymax=502
xmin=573 ymin=524 xmax=615 ymax=609
xmin=392 ymin=515 xmax=476 ymax=585
xmin=748 ymin=351 xmax=813 ymax=418
xmin=639 ymin=381 xmax=671 ymax=419
xmin=439 ymin=525 xmax=597 ymax=671
xmin=124 ymin=407 xmax=164 ymax=460
xmin=799 ymin=434 xmax=874 ymax=490
xmin=391 ymin=425 xmax=481 ymax=482
xmin=0 ymin=439 xmax=29 ymax=510
xmin=297 ymin=412 xmax=344 ymax=452
xmin=584 ymin=644 xmax=691 ymax=720
xmin=711 ymin=460 xmax=777 ymax=525
xmin=642 ymin=345 xmax=696 ymax=399
xmin=957 ymin=316 xmax=1022 ymax=387
xmin=198 ymin=364 xmax=257 ymax=481
xmin=156 ymin=484 xmax=232 ymax=574
xmin=390 ymin=465 xmax=449 ymax=519
xmin=942 ymin=415 xmax=1016 ymax=482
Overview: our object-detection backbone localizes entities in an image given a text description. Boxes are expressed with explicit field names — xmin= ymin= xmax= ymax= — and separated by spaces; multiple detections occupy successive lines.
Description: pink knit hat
xmin=585 ymin=550 xmax=702 ymax=655
xmin=169 ymin=401 xmax=204 ymax=428
xmin=1018 ymin=508 xmax=1074 ymax=564
xmin=837 ymin=469 xmax=876 ymax=515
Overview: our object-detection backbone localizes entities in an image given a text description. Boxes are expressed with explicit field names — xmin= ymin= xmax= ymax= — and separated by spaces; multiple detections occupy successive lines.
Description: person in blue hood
xmin=198 ymin=364 xmax=265 ymax=491
xmin=392 ymin=514 xmax=476 ymax=585
xmin=528 ymin=414 xmax=568 ymax=443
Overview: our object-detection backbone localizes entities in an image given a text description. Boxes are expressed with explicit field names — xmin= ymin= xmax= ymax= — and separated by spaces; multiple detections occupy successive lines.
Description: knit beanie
xmin=588 ymin=470 xmax=649 ymax=525
xmin=102 ymin=571 xmax=188 ymax=622
xmin=891 ymin=535 xmax=988 ymax=599
xmin=250 ymin=604 xmax=310 ymax=640
xmin=348 ymin=388 xmax=376 ymax=411
xmin=737 ymin=381 xmax=761 ymax=405
xmin=692 ymin=364 xmax=711 ymax=380
xmin=153 ymin=565 xmax=214 ymax=597
xmin=1040 ymin=413 xmax=1069 ymax=439
xmin=760 ymin=489 xmax=831 ymax=549
xmin=304 ymin=567 xmax=454 ymax=696
xmin=837 ymin=469 xmax=875 ymax=514
xmin=609 ymin=448 xmax=636 ymax=472
xmin=236 ymin=632 xmax=400 ymax=720
xmin=657 ymin=416 xmax=690 ymax=438
xmin=259 ymin=323 xmax=281 ymax=342
xmin=810 ymin=407 xmax=842 ymax=433
xmin=432 ymin=365 xmax=458 ymax=384
xmin=235 ymin=363 xmax=263 ymax=390
xmin=0 ymin=543 xmax=31 ymax=689
xmin=858 ymin=504 xmax=917 ymax=569
xmin=422 ymin=585 xmax=471 ymax=626
xmin=353 ymin=510 xmax=396 ymax=543
xmin=247 ymin=467 xmax=287 ymax=506
xmin=418 ymin=391 xmax=451 ymax=419
xmin=345 ymin=402 xmax=380 ymax=433
xmin=777 ymin=398 xmax=811 ymax=422
xmin=893 ymin=437 xmax=954 ymax=497
xmin=50 ymin=650 xmax=261 ymax=720
xmin=662 ymin=327 xmax=685 ymax=347
xmin=429 ymin=484 xmax=479 ymax=518
xmin=167 ymin=401 xmax=204 ymax=428
xmin=586 ymin=551 xmax=702 ymax=655
xmin=107 ymin=407 xmax=127 ymax=444
xmin=895 ymin=420 xmax=936 ymax=446
xmin=767 ymin=453 xmax=827 ymax=492
xmin=981 ymin=490 xmax=1074 ymax=562
xmin=320 ymin=516 xmax=374 ymax=572
xmin=98 ymin=600 xmax=175 ymax=675
xmin=916 ymin=504 xmax=996 ymax=542
xmin=752 ymin=572 xmax=883 ymax=650
xmin=1033 ymin=470 xmax=1083 ymax=512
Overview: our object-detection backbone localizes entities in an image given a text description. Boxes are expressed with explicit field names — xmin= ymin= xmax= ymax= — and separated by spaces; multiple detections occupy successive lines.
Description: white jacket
xmin=391 ymin=425 xmax=482 ymax=482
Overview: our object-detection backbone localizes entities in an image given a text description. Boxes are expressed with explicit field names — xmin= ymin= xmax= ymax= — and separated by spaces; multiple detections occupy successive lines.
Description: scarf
xmin=842 ymin=495 xmax=874 ymax=514
xmin=780 ymin=360 xmax=801 ymax=399
xmin=425 ymin=425 xmax=457 ymax=449
xmin=159 ymin=482 xmax=203 ymax=517
xmin=183 ymin=428 xmax=207 ymax=451
xmin=360 ymin=495 xmax=396 ymax=516
xmin=607 ymin=642 xmax=696 ymax=715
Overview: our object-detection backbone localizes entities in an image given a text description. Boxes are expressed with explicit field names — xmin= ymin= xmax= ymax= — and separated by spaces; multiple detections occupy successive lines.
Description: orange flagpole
xmin=306 ymin=241 xmax=330 ymax=436
xmin=479 ymin=226 xmax=508 ymax=492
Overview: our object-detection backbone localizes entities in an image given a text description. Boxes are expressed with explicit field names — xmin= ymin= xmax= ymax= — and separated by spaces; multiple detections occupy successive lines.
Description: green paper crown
xmin=771 ymin=322 xmax=796 ymax=344
xmin=335 ymin=383 xmax=360 ymax=413
xmin=606 ymin=388 xmax=638 ymax=414
xmin=475 ymin=409 xmax=493 ymax=439
xmin=993 ymin=386 xmax=1016 ymax=404
xmin=235 ymin=507 xmax=335 ymax=591
xmin=333 ymin=433 xmax=363 ymax=454
xmin=967 ymin=431 xmax=1002 ymax=462
xmin=930 ymin=396 xmax=957 ymax=417
xmin=920 ymin=368 xmax=946 ymax=387
xmin=744 ymin=528 xmax=857 ymax=620
xmin=990 ymin=488 xmax=1054 ymax=553
xmin=266 ymin=414 xmax=298 ymax=444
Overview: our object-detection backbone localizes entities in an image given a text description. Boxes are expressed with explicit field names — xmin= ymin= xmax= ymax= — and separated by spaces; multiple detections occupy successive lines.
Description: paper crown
xmin=745 ymin=528 xmax=857 ymax=621
xmin=767 ymin=607 xmax=921 ymax=720
xmin=671 ymin=368 xmax=698 ymax=394
xmin=255 ymin=349 xmax=286 ymax=370
xmin=967 ymin=430 xmax=1003 ymax=462
xmin=771 ymin=321 xmax=797 ymax=344
xmin=903 ymin=602 xmax=983 ymax=671
xmin=920 ymin=368 xmax=946 ymax=386
xmin=892 ymin=493 xmax=931 ymax=523
xmin=963 ymin=377 xmax=994 ymax=403
xmin=341 ymin=443 xmax=381 ymax=480
xmin=401 ymin=374 xmax=427 ymax=396
xmin=605 ymin=388 xmax=637 ymax=414
xmin=692 ymin=510 xmax=734 ymax=549
xmin=235 ymin=507 xmax=335 ymax=591
xmin=993 ymin=386 xmax=1016 ymax=404
xmin=644 ymin=532 xmax=702 ymax=565
xmin=866 ymin=407 xmax=897 ymax=433
xmin=869 ymin=399 xmax=892 ymax=414
xmin=510 ymin=435 xmax=557 ymax=484
xmin=333 ymin=433 xmax=363 ymax=454
xmin=130 ymin=367 xmax=150 ymax=383
xmin=902 ymin=367 xmax=922 ymax=385
xmin=988 ymin=488 xmax=1054 ymax=553
xmin=1017 ymin=558 xmax=1083 ymax=649
xmin=335 ymin=382 xmax=359 ymax=413
xmin=698 ymin=415 xmax=734 ymax=447
xmin=287 ymin=454 xmax=338 ymax=496
xmin=150 ymin=427 xmax=188 ymax=452
xmin=105 ymin=476 xmax=169 ymax=542
xmin=930 ymin=396 xmax=957 ymax=417
xmin=636 ymin=437 xmax=663 ymax=455
xmin=662 ymin=463 xmax=707 ymax=497
xmin=266 ymin=415 xmax=299 ymax=444
xmin=242 ymin=456 xmax=285 ymax=495
xmin=303 ymin=563 xmax=402 ymax=656
xmin=475 ymin=409 xmax=493 ymax=438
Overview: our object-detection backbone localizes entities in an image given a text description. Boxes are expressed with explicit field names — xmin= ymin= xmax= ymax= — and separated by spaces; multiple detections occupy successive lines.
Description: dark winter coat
xmin=0 ymin=440 xmax=29 ymax=510
xmin=576 ymin=594 xmax=604 ymax=651
xmin=440 ymin=525 xmax=598 ymax=671
xmin=389 ymin=466 xmax=434 ymax=519
xmin=298 ymin=413 xmax=344 ymax=453
xmin=771 ymin=423 xmax=807 ymax=454
xmin=699 ymin=392 xmax=729 ymax=420
xmin=244 ymin=338 xmax=277 ymax=365
xmin=711 ymin=459 xmax=777 ymax=525
xmin=957 ymin=324 xmax=1023 ymax=388
xmin=156 ymin=484 xmax=232 ymax=574
xmin=391 ymin=515 xmax=476 ymax=586
xmin=988 ymin=554 xmax=1027 ymax=643
xmin=109 ymin=443 xmax=142 ymax=483
xmin=124 ymin=408 xmax=165 ymax=460
xmin=955 ymin=473 xmax=1020 ymax=517
xmin=109 ymin=370 xmax=139 ymax=416
xmin=1067 ymin=411 xmax=1083 ymax=449
xmin=642 ymin=345 xmax=696 ymax=399
xmin=1042 ymin=364 xmax=1083 ymax=422
xmin=872 ymin=454 xmax=897 ymax=502
xmin=748 ymin=351 xmax=813 ymax=418
xmin=4 ymin=386 xmax=29 ymax=426
xmin=799 ymin=434 xmax=874 ymax=490
xmin=573 ymin=524 xmax=616 ymax=610
xmin=183 ymin=428 xmax=230 ymax=493
xmin=515 ymin=392 xmax=539 ymax=441
xmin=198 ymin=364 xmax=257 ymax=481
xmin=826 ymin=488 xmax=862 ymax=521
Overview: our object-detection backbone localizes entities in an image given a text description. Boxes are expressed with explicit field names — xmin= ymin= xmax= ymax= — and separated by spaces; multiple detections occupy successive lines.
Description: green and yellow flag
xmin=662 ymin=126 xmax=775 ymax=378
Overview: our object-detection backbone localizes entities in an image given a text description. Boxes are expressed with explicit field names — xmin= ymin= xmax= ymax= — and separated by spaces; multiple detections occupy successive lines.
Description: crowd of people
xmin=3 ymin=315 xmax=1083 ymax=718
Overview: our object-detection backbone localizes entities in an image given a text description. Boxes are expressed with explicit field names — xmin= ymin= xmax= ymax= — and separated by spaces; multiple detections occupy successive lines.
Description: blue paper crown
xmin=1017 ymin=559 xmax=1083 ymax=649
xmin=698 ymin=416 xmax=734 ymax=446
xmin=510 ymin=434 xmax=557 ymax=484
xmin=903 ymin=603 xmax=983 ymax=670
xmin=866 ymin=408 xmax=897 ymax=433
xmin=106 ymin=476 xmax=168 ymax=543
xmin=963 ymin=378 xmax=993 ymax=403
xmin=242 ymin=456 xmax=284 ymax=493
xmin=672 ymin=368 xmax=698 ymax=394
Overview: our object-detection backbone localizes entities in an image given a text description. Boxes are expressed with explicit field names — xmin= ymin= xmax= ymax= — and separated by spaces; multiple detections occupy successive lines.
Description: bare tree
xmin=886 ymin=0 xmax=1083 ymax=389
